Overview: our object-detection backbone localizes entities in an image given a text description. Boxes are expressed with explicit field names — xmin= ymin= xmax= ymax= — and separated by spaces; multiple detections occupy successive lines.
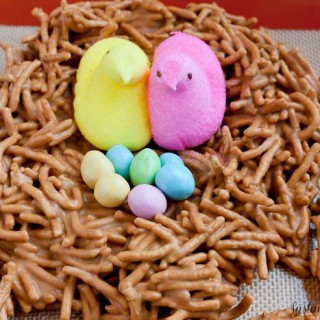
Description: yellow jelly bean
xmin=81 ymin=150 xmax=114 ymax=189
xmin=94 ymin=173 xmax=130 ymax=207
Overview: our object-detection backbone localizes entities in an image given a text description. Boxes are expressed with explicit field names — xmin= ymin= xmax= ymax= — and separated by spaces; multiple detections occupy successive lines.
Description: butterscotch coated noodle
xmin=0 ymin=0 xmax=320 ymax=319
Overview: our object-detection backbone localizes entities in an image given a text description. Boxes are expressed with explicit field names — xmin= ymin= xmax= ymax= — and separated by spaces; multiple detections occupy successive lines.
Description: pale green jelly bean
xmin=130 ymin=148 xmax=161 ymax=186
xmin=81 ymin=150 xmax=114 ymax=189
xmin=94 ymin=173 xmax=130 ymax=207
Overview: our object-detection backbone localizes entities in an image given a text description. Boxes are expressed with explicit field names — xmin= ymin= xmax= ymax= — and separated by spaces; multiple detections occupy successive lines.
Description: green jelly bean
xmin=130 ymin=148 xmax=161 ymax=186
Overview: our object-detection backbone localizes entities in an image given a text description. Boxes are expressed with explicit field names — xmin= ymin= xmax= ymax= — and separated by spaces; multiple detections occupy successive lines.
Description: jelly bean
xmin=159 ymin=152 xmax=184 ymax=167
xmin=81 ymin=150 xmax=114 ymax=189
xmin=106 ymin=145 xmax=134 ymax=181
xmin=155 ymin=163 xmax=195 ymax=200
xmin=128 ymin=184 xmax=167 ymax=220
xmin=130 ymin=148 xmax=161 ymax=186
xmin=94 ymin=173 xmax=130 ymax=207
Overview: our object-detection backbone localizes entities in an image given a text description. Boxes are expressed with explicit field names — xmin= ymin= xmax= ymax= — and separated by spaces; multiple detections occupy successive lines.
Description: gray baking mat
xmin=1 ymin=26 xmax=320 ymax=319
xmin=9 ymin=312 xmax=81 ymax=320
xmin=237 ymin=265 xmax=320 ymax=319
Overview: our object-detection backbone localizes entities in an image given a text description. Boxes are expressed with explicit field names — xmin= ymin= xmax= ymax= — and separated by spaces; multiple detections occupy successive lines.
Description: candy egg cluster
xmin=80 ymin=145 xmax=195 ymax=220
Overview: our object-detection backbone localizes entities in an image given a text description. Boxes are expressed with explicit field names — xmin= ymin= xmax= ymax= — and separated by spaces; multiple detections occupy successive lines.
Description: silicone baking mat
xmin=1 ymin=26 xmax=320 ymax=319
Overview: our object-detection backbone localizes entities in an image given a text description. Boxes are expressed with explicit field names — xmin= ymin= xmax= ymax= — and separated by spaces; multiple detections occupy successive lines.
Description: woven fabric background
xmin=0 ymin=26 xmax=320 ymax=319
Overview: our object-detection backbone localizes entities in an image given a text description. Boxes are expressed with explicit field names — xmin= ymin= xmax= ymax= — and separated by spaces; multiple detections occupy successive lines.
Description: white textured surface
xmin=0 ymin=26 xmax=37 ymax=73
xmin=0 ymin=25 xmax=37 ymax=45
xmin=237 ymin=266 xmax=320 ymax=319
xmin=1 ymin=26 xmax=320 ymax=319
xmin=270 ymin=29 xmax=320 ymax=76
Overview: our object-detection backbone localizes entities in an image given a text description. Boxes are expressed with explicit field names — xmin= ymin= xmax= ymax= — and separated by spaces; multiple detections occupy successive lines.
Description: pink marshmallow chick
xmin=148 ymin=31 xmax=226 ymax=151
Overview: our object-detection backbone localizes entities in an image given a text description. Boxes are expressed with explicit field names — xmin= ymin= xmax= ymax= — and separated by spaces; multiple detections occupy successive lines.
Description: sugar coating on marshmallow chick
xmin=74 ymin=38 xmax=152 ymax=151
xmin=148 ymin=31 xmax=226 ymax=151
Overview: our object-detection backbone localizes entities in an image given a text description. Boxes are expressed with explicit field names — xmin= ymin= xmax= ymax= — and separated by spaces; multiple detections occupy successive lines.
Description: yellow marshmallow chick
xmin=74 ymin=38 xmax=152 ymax=151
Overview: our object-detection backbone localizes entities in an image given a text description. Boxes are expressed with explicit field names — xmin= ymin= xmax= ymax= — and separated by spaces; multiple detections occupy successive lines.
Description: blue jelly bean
xmin=106 ymin=145 xmax=134 ymax=181
xmin=159 ymin=152 xmax=184 ymax=167
xmin=155 ymin=163 xmax=195 ymax=201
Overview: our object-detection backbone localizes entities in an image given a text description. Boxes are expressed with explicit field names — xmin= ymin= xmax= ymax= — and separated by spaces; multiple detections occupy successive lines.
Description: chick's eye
xmin=187 ymin=73 xmax=192 ymax=80
xmin=157 ymin=70 xmax=162 ymax=78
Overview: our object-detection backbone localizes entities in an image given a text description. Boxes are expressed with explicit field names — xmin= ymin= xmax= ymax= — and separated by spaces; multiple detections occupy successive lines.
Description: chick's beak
xmin=161 ymin=60 xmax=184 ymax=91
xmin=120 ymin=70 xmax=132 ymax=85
xmin=163 ymin=77 xmax=179 ymax=91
